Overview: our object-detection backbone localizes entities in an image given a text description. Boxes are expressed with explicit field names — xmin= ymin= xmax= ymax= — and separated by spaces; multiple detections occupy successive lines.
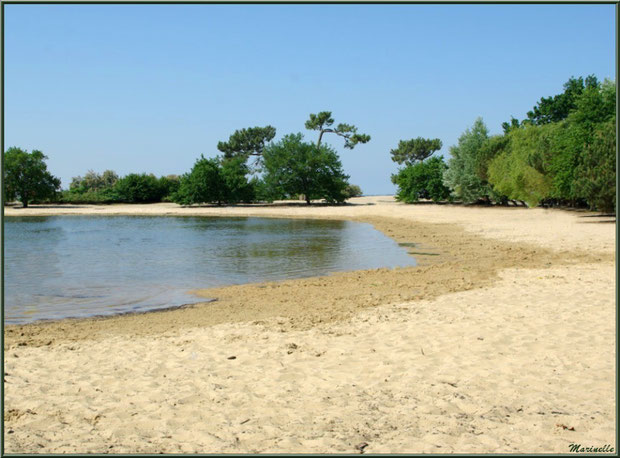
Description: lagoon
xmin=4 ymin=216 xmax=416 ymax=324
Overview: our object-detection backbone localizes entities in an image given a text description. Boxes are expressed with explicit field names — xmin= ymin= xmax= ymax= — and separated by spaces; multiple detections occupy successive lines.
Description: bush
xmin=173 ymin=157 xmax=223 ymax=205
xmin=113 ymin=173 xmax=166 ymax=203
xmin=60 ymin=188 xmax=120 ymax=204
xmin=249 ymin=177 xmax=273 ymax=203
xmin=70 ymin=170 xmax=119 ymax=193
xmin=392 ymin=156 xmax=451 ymax=203
xmin=158 ymin=175 xmax=181 ymax=201
xmin=172 ymin=155 xmax=254 ymax=205
xmin=343 ymin=184 xmax=363 ymax=199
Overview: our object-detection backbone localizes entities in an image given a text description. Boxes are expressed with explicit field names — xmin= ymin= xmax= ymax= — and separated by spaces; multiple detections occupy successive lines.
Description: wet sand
xmin=3 ymin=196 xmax=616 ymax=453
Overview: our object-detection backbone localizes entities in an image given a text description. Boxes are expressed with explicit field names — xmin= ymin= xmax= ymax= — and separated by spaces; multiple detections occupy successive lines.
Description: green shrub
xmin=113 ymin=173 xmax=166 ymax=203
xmin=158 ymin=175 xmax=181 ymax=201
xmin=392 ymin=156 xmax=451 ymax=203
xmin=343 ymin=184 xmax=363 ymax=199
xmin=60 ymin=188 xmax=120 ymax=204
xmin=70 ymin=170 xmax=119 ymax=193
xmin=172 ymin=156 xmax=254 ymax=205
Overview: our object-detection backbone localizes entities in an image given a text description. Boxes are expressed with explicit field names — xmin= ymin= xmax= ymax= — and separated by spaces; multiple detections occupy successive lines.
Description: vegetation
xmin=113 ymin=173 xmax=167 ymax=203
xmin=216 ymin=126 xmax=276 ymax=167
xmin=6 ymin=86 xmax=614 ymax=212
xmin=525 ymin=75 xmax=599 ymax=125
xmin=487 ymin=125 xmax=552 ymax=207
xmin=442 ymin=118 xmax=493 ymax=203
xmin=4 ymin=147 xmax=61 ymax=207
xmin=70 ymin=169 xmax=119 ymax=192
xmin=392 ymin=156 xmax=451 ymax=203
xmin=484 ymin=75 xmax=616 ymax=210
xmin=343 ymin=184 xmax=363 ymax=199
xmin=305 ymin=111 xmax=370 ymax=149
xmin=262 ymin=133 xmax=349 ymax=204
xmin=158 ymin=175 xmax=181 ymax=202
xmin=573 ymin=119 xmax=616 ymax=213
xmin=173 ymin=156 xmax=254 ymax=205
xmin=390 ymin=138 xmax=442 ymax=165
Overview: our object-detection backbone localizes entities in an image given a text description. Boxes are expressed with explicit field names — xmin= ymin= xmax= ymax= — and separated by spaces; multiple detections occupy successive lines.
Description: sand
xmin=3 ymin=196 xmax=616 ymax=453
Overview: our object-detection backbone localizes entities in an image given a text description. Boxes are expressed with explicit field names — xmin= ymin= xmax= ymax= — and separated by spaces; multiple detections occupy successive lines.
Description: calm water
xmin=4 ymin=216 xmax=416 ymax=324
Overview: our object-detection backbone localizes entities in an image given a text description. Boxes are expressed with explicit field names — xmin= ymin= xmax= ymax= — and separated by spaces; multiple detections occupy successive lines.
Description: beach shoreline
xmin=3 ymin=196 xmax=616 ymax=453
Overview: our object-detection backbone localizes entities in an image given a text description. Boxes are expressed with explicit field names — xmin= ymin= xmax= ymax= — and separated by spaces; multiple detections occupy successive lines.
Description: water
xmin=4 ymin=216 xmax=416 ymax=324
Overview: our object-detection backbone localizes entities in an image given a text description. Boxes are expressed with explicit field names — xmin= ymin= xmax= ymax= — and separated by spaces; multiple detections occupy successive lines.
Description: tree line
xmin=391 ymin=75 xmax=616 ymax=213
xmin=3 ymin=111 xmax=367 ymax=207
xmin=4 ymin=77 xmax=615 ymax=212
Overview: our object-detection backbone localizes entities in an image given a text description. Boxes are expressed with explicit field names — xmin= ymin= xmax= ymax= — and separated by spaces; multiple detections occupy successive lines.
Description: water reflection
xmin=4 ymin=216 xmax=416 ymax=324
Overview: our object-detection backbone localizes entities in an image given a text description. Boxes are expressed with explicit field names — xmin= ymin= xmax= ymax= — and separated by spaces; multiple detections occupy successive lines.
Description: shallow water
xmin=4 ymin=216 xmax=416 ymax=324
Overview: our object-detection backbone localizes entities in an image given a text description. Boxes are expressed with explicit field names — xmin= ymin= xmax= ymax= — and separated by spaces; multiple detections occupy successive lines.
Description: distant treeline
xmin=3 ymin=111 xmax=366 ymax=207
xmin=391 ymin=75 xmax=616 ymax=213
xmin=4 ymin=77 xmax=615 ymax=212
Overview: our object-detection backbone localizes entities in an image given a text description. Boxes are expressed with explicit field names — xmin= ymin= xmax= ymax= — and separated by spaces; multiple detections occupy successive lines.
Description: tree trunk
xmin=316 ymin=130 xmax=325 ymax=149
xmin=22 ymin=199 xmax=28 ymax=208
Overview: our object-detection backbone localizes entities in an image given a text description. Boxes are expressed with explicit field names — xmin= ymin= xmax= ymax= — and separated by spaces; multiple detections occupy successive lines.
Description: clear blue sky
xmin=4 ymin=4 xmax=616 ymax=195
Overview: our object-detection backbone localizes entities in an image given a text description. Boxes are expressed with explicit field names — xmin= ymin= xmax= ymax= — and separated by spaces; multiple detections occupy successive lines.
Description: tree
xmin=220 ymin=156 xmax=256 ymax=203
xmin=574 ymin=119 xmax=616 ymax=213
xmin=392 ymin=156 xmax=451 ymax=203
xmin=501 ymin=117 xmax=520 ymax=134
xmin=305 ymin=111 xmax=370 ymax=149
xmin=474 ymin=135 xmax=510 ymax=183
xmin=174 ymin=156 xmax=227 ymax=205
xmin=113 ymin=173 xmax=166 ymax=203
xmin=487 ymin=125 xmax=552 ymax=207
xmin=173 ymin=155 xmax=254 ymax=205
xmin=390 ymin=138 xmax=442 ymax=165
xmin=543 ymin=79 xmax=616 ymax=204
xmin=343 ymin=184 xmax=363 ymax=199
xmin=262 ymin=133 xmax=349 ymax=204
xmin=4 ymin=147 xmax=61 ymax=207
xmin=525 ymin=75 xmax=598 ymax=125
xmin=158 ymin=175 xmax=181 ymax=201
xmin=442 ymin=118 xmax=491 ymax=203
xmin=70 ymin=169 xmax=119 ymax=192
xmin=217 ymin=126 xmax=276 ymax=162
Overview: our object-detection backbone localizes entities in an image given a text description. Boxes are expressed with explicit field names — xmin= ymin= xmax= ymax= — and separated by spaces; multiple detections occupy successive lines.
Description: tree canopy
xmin=305 ymin=111 xmax=370 ymax=149
xmin=573 ymin=118 xmax=615 ymax=213
xmin=442 ymin=118 xmax=492 ymax=203
xmin=525 ymin=75 xmax=599 ymax=125
xmin=216 ymin=126 xmax=277 ymax=160
xmin=70 ymin=169 xmax=119 ymax=192
xmin=390 ymin=137 xmax=442 ymax=165
xmin=487 ymin=125 xmax=552 ymax=207
xmin=4 ymin=147 xmax=61 ymax=207
xmin=262 ymin=133 xmax=349 ymax=204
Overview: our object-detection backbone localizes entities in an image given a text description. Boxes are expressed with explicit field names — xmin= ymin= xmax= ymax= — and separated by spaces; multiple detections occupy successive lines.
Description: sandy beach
xmin=3 ymin=196 xmax=616 ymax=453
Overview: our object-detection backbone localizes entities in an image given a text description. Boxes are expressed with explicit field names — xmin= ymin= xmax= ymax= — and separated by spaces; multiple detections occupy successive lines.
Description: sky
xmin=4 ymin=4 xmax=616 ymax=195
